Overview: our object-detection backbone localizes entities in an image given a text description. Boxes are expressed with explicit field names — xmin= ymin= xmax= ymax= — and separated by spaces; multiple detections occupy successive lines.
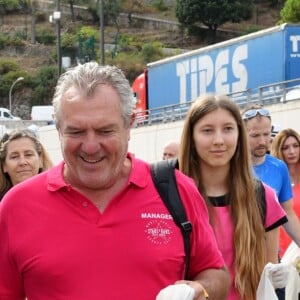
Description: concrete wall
xmin=129 ymin=99 xmax=300 ymax=162
xmin=0 ymin=120 xmax=49 ymax=132
xmin=38 ymin=124 xmax=62 ymax=164
xmin=37 ymin=0 xmax=91 ymax=20
xmin=36 ymin=100 xmax=300 ymax=164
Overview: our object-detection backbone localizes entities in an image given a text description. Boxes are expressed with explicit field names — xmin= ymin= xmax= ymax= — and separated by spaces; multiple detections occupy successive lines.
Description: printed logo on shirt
xmin=141 ymin=212 xmax=173 ymax=220
xmin=141 ymin=212 xmax=173 ymax=245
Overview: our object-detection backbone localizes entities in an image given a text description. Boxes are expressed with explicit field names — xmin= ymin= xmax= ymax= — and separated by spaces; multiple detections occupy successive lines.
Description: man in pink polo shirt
xmin=0 ymin=63 xmax=229 ymax=300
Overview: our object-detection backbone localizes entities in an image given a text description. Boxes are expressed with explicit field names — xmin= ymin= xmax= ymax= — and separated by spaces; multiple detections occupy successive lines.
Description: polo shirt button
xmin=82 ymin=201 xmax=89 ymax=207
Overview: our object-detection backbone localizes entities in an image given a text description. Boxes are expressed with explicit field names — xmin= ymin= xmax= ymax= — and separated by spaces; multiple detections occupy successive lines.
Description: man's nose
xmin=81 ymin=133 xmax=101 ymax=154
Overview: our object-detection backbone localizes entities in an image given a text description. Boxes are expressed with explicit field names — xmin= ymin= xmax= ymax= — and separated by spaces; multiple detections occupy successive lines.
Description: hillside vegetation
xmin=1 ymin=1 xmax=282 ymax=71
xmin=0 ymin=0 xmax=284 ymax=118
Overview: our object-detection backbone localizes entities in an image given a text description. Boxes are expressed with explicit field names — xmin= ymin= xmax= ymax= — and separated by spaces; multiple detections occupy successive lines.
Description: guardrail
xmin=134 ymin=77 xmax=300 ymax=127
xmin=0 ymin=120 xmax=50 ymax=131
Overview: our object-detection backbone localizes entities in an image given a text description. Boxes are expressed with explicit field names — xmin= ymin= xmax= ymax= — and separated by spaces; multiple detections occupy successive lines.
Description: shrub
xmin=0 ymin=70 xmax=28 ymax=101
xmin=61 ymin=32 xmax=78 ymax=57
xmin=152 ymin=0 xmax=168 ymax=12
xmin=2 ymin=0 xmax=20 ymax=12
xmin=35 ymin=11 xmax=47 ymax=23
xmin=0 ymin=34 xmax=8 ymax=50
xmin=243 ymin=25 xmax=263 ymax=34
xmin=141 ymin=42 xmax=164 ymax=63
xmin=0 ymin=59 xmax=19 ymax=74
xmin=31 ymin=66 xmax=58 ymax=105
xmin=36 ymin=27 xmax=56 ymax=45
xmin=14 ymin=29 xmax=27 ymax=40
xmin=107 ymin=52 xmax=145 ymax=83
xmin=77 ymin=26 xmax=99 ymax=41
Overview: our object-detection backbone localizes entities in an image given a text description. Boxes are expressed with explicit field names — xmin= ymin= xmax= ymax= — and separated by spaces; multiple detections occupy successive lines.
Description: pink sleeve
xmin=264 ymin=183 xmax=287 ymax=229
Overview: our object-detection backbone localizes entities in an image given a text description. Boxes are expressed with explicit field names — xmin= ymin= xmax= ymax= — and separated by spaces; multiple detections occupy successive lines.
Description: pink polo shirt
xmin=0 ymin=154 xmax=224 ymax=300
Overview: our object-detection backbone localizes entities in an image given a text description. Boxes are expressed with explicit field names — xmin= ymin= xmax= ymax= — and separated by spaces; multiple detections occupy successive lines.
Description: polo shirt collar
xmin=46 ymin=153 xmax=148 ymax=192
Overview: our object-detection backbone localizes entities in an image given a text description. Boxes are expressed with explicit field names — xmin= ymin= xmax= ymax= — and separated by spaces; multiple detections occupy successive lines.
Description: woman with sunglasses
xmin=179 ymin=94 xmax=288 ymax=300
xmin=0 ymin=129 xmax=53 ymax=200
xmin=271 ymin=128 xmax=300 ymax=256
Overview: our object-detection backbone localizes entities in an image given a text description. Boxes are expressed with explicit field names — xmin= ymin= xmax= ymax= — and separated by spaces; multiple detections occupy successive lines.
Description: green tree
xmin=67 ymin=0 xmax=76 ymax=22
xmin=280 ymin=0 xmax=300 ymax=23
xmin=0 ymin=59 xmax=28 ymax=108
xmin=103 ymin=0 xmax=122 ymax=26
xmin=31 ymin=66 xmax=58 ymax=105
xmin=61 ymin=0 xmax=91 ymax=22
xmin=1 ymin=0 xmax=19 ymax=12
xmin=29 ymin=0 xmax=37 ymax=44
xmin=60 ymin=0 xmax=74 ymax=22
xmin=176 ymin=0 xmax=254 ymax=32
xmin=87 ymin=0 xmax=122 ymax=25
xmin=141 ymin=42 xmax=164 ymax=63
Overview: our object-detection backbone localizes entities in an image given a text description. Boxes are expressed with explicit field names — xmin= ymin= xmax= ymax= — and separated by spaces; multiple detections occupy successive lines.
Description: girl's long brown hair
xmin=179 ymin=94 xmax=266 ymax=300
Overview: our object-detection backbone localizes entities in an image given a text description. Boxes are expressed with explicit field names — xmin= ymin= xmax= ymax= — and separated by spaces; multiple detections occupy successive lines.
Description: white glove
xmin=267 ymin=262 xmax=290 ymax=289
xmin=156 ymin=283 xmax=195 ymax=300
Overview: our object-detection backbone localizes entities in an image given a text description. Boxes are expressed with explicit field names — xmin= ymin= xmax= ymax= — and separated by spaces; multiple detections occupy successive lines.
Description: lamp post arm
xmin=9 ymin=77 xmax=24 ymax=112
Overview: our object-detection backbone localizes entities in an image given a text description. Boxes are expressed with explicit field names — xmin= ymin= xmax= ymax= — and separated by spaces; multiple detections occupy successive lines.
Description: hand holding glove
xmin=156 ymin=283 xmax=195 ymax=300
xmin=267 ymin=262 xmax=290 ymax=289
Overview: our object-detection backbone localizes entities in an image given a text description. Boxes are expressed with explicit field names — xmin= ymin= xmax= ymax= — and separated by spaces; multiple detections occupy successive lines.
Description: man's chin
xmin=254 ymin=150 xmax=267 ymax=157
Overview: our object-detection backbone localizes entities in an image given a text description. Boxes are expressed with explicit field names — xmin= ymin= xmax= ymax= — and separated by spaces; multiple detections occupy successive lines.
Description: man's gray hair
xmin=52 ymin=62 xmax=136 ymax=128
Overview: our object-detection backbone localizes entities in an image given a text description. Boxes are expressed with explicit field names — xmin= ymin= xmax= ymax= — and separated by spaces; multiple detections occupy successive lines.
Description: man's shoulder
xmin=131 ymin=156 xmax=200 ymax=200
xmin=5 ymin=162 xmax=64 ymax=198
xmin=175 ymin=168 xmax=197 ymax=186
xmin=265 ymin=154 xmax=287 ymax=168
xmin=0 ymin=171 xmax=49 ymax=213
xmin=128 ymin=155 xmax=153 ymax=188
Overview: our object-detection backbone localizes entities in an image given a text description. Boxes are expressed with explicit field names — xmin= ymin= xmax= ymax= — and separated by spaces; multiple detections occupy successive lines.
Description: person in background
xmin=162 ymin=140 xmax=180 ymax=160
xmin=242 ymin=106 xmax=300 ymax=248
xmin=271 ymin=128 xmax=300 ymax=256
xmin=242 ymin=105 xmax=300 ymax=300
xmin=0 ymin=129 xmax=53 ymax=200
xmin=0 ymin=62 xmax=230 ymax=300
xmin=179 ymin=94 xmax=287 ymax=300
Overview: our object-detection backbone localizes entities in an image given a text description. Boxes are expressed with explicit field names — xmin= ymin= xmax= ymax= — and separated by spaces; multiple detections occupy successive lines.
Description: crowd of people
xmin=0 ymin=61 xmax=299 ymax=300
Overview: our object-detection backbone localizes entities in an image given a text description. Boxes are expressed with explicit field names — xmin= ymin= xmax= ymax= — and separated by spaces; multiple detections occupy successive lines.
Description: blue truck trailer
xmin=132 ymin=23 xmax=300 ymax=111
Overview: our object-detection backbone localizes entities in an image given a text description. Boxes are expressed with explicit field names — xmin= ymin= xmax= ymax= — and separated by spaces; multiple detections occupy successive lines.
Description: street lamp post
xmin=9 ymin=77 xmax=24 ymax=112
xmin=54 ymin=0 xmax=62 ymax=76
xmin=49 ymin=0 xmax=61 ymax=77
xmin=99 ymin=0 xmax=104 ymax=65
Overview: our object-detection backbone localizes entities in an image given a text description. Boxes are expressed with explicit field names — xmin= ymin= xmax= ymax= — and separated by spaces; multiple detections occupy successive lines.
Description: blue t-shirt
xmin=253 ymin=154 xmax=293 ymax=203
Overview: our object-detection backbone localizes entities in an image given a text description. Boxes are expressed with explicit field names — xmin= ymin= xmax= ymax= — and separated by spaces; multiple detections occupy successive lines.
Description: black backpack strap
xmin=150 ymin=159 xmax=192 ymax=279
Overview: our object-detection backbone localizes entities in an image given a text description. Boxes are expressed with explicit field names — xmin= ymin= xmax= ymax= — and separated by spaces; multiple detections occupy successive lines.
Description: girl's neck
xmin=200 ymin=165 xmax=229 ymax=196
